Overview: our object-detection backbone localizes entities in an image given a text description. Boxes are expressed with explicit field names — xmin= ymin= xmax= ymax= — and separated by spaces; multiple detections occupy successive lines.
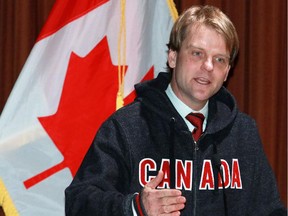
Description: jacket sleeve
xmin=65 ymin=117 xmax=135 ymax=216
xmin=246 ymin=120 xmax=287 ymax=215
xmin=268 ymin=209 xmax=287 ymax=216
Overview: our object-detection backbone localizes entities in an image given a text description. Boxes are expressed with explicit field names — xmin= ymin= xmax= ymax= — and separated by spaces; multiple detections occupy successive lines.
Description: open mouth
xmin=195 ymin=77 xmax=210 ymax=85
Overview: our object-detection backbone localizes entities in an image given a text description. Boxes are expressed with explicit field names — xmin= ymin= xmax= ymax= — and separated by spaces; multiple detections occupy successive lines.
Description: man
xmin=65 ymin=5 xmax=286 ymax=215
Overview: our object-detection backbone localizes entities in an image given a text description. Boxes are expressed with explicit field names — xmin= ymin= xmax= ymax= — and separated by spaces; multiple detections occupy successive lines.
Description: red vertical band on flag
xmin=36 ymin=0 xmax=109 ymax=42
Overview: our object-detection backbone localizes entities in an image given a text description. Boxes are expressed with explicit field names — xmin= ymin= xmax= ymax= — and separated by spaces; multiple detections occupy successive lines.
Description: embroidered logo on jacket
xmin=139 ymin=158 xmax=242 ymax=190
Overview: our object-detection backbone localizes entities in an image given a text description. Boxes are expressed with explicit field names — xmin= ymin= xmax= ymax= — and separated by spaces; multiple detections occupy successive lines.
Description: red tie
xmin=186 ymin=113 xmax=205 ymax=142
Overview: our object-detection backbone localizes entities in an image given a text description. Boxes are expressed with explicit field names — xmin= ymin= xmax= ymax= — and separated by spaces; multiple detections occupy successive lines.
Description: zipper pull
xmin=194 ymin=141 xmax=199 ymax=151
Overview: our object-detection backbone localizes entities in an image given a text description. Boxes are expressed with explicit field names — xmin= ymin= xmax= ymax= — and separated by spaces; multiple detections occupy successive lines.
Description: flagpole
xmin=116 ymin=0 xmax=127 ymax=110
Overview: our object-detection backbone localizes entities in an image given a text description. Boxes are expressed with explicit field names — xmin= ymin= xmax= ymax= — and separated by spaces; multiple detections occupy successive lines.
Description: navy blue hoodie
xmin=65 ymin=72 xmax=286 ymax=215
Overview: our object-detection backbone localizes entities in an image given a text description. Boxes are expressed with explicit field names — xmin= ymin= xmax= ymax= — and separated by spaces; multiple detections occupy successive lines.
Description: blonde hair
xmin=168 ymin=5 xmax=239 ymax=65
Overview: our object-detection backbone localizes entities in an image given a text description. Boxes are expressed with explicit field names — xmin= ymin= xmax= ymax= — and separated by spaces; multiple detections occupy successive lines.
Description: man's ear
xmin=168 ymin=49 xmax=177 ymax=68
xmin=224 ymin=65 xmax=231 ymax=81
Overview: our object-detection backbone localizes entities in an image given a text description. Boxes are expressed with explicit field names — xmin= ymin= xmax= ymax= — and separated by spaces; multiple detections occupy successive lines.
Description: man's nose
xmin=201 ymin=56 xmax=214 ymax=71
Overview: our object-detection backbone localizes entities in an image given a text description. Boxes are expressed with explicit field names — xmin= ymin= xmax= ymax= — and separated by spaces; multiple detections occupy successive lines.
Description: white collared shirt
xmin=165 ymin=84 xmax=208 ymax=132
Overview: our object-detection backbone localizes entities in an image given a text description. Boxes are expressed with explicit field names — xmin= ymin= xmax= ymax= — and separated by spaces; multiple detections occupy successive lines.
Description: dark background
xmin=0 ymin=0 xmax=286 ymax=215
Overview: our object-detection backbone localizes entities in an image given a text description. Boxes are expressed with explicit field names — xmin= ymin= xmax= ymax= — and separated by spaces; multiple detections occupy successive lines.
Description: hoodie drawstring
xmin=169 ymin=117 xmax=176 ymax=189
xmin=212 ymin=142 xmax=228 ymax=216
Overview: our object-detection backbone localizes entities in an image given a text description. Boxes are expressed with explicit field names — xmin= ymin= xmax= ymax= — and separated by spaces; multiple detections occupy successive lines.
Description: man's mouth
xmin=194 ymin=77 xmax=210 ymax=85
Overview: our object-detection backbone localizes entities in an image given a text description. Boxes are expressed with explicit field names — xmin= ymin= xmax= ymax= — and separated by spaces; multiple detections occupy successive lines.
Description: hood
xmin=134 ymin=72 xmax=238 ymax=136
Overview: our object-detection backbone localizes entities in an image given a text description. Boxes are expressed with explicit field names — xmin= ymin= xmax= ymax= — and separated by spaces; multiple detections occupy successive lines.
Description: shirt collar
xmin=165 ymin=84 xmax=208 ymax=131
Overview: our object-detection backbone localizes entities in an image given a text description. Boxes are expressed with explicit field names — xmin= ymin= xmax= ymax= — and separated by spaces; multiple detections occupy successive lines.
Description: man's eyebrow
xmin=186 ymin=44 xmax=203 ymax=50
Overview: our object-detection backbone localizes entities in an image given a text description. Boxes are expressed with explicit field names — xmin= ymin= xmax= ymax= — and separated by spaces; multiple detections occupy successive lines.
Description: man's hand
xmin=141 ymin=171 xmax=186 ymax=216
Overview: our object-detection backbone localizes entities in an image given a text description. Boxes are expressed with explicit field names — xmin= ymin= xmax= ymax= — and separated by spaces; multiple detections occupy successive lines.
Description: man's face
xmin=168 ymin=24 xmax=230 ymax=111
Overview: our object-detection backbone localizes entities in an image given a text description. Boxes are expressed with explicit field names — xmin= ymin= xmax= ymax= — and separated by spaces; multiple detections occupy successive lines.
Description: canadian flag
xmin=0 ymin=0 xmax=177 ymax=215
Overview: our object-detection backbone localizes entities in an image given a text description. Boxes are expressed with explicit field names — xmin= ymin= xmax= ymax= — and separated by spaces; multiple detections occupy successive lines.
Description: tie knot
xmin=186 ymin=113 xmax=205 ymax=142
xmin=186 ymin=113 xmax=204 ymax=127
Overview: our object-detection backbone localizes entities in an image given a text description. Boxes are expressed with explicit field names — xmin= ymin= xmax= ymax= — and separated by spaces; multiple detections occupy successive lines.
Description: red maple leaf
xmin=23 ymin=36 xmax=154 ymax=189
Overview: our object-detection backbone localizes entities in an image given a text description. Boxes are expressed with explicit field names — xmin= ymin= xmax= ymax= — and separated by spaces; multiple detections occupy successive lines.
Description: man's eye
xmin=192 ymin=51 xmax=203 ymax=57
xmin=215 ymin=57 xmax=227 ymax=64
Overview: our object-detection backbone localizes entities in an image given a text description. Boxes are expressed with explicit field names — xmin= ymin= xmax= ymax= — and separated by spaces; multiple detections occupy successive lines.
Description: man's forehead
xmin=183 ymin=24 xmax=229 ymax=55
